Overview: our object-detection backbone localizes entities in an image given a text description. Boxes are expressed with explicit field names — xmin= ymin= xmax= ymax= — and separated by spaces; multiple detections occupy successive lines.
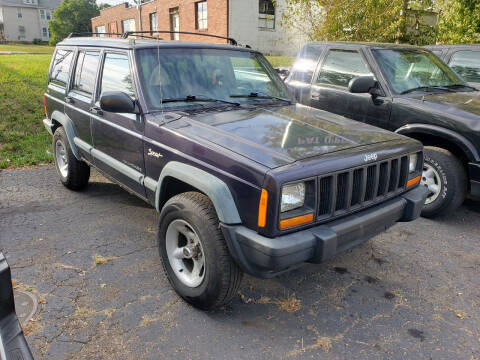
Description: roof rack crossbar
xmin=68 ymin=32 xmax=122 ymax=38
xmin=121 ymin=30 xmax=237 ymax=45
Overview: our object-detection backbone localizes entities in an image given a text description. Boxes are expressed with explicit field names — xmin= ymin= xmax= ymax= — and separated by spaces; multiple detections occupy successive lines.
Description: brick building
xmin=91 ymin=0 xmax=306 ymax=56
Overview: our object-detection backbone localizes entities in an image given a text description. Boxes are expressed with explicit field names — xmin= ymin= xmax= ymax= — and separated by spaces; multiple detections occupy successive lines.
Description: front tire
xmin=158 ymin=192 xmax=243 ymax=309
xmin=421 ymin=146 xmax=466 ymax=218
xmin=53 ymin=127 xmax=90 ymax=190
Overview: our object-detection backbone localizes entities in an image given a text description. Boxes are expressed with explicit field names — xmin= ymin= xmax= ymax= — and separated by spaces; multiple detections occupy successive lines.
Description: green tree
xmin=98 ymin=3 xmax=111 ymax=10
xmin=281 ymin=0 xmax=435 ymax=44
xmin=435 ymin=0 xmax=480 ymax=43
xmin=48 ymin=0 xmax=100 ymax=45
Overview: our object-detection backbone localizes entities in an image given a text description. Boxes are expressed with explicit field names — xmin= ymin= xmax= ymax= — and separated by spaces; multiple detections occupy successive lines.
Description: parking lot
xmin=1 ymin=165 xmax=479 ymax=359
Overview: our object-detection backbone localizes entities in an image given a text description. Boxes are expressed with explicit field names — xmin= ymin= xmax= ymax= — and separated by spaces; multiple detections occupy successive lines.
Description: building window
xmin=46 ymin=10 xmax=52 ymax=20
xmin=122 ymin=18 xmax=135 ymax=33
xmin=40 ymin=9 xmax=45 ymax=20
xmin=195 ymin=1 xmax=207 ymax=30
xmin=42 ymin=27 xmax=48 ymax=38
xmin=17 ymin=8 xmax=22 ymax=19
xmin=96 ymin=25 xmax=106 ymax=37
xmin=149 ymin=12 xmax=158 ymax=32
xmin=18 ymin=25 xmax=25 ymax=40
xmin=259 ymin=0 xmax=275 ymax=30
xmin=169 ymin=8 xmax=179 ymax=40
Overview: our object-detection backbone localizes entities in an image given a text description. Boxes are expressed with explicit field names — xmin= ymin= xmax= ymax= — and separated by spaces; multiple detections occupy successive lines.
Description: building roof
xmin=0 ymin=0 xmax=61 ymax=9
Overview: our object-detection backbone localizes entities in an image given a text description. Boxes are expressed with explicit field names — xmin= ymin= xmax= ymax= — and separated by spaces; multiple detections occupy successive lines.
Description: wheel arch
xmin=154 ymin=162 xmax=242 ymax=225
xmin=396 ymin=124 xmax=479 ymax=165
xmin=50 ymin=110 xmax=80 ymax=160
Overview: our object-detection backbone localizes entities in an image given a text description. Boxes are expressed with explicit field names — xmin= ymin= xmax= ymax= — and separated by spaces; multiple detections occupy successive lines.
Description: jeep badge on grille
xmin=364 ymin=153 xmax=378 ymax=162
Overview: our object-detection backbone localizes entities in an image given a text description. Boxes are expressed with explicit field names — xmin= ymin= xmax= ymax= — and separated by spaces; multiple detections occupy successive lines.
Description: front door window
xmin=316 ymin=49 xmax=372 ymax=88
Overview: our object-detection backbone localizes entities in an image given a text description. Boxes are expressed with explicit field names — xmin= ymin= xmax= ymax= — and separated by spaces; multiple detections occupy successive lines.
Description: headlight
xmin=409 ymin=153 xmax=418 ymax=173
xmin=281 ymin=182 xmax=305 ymax=212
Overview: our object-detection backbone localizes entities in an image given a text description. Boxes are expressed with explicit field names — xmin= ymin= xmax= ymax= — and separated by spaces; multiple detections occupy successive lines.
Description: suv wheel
xmin=421 ymin=146 xmax=466 ymax=218
xmin=158 ymin=192 xmax=243 ymax=309
xmin=53 ymin=127 xmax=90 ymax=190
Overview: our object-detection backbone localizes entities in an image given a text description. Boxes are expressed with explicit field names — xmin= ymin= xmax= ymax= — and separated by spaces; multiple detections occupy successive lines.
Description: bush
xmin=32 ymin=38 xmax=43 ymax=45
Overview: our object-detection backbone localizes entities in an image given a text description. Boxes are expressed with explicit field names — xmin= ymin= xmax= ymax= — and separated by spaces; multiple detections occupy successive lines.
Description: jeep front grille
xmin=317 ymin=155 xmax=409 ymax=221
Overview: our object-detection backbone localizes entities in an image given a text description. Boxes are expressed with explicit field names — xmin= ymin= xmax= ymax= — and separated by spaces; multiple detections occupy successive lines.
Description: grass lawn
xmin=0 ymin=54 xmax=53 ymax=169
xmin=0 ymin=43 xmax=54 ymax=53
xmin=266 ymin=56 xmax=295 ymax=67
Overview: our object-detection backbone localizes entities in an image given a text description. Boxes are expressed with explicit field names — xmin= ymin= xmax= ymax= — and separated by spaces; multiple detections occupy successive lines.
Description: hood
xmin=167 ymin=104 xmax=405 ymax=168
xmin=409 ymin=91 xmax=480 ymax=119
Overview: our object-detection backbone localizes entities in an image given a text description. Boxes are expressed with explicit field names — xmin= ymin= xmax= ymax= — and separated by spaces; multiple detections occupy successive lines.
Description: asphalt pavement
xmin=1 ymin=165 xmax=479 ymax=359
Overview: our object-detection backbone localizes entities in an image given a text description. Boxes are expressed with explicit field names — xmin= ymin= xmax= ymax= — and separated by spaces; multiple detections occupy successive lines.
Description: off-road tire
xmin=158 ymin=192 xmax=243 ymax=309
xmin=53 ymin=127 xmax=90 ymax=190
xmin=421 ymin=146 xmax=466 ymax=218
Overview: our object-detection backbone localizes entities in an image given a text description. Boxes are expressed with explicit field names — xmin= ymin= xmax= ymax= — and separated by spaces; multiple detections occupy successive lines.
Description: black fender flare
xmin=50 ymin=110 xmax=81 ymax=160
xmin=396 ymin=123 xmax=479 ymax=162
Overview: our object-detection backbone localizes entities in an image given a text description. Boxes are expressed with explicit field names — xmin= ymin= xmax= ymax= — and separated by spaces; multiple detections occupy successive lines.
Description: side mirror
xmin=100 ymin=91 xmax=138 ymax=114
xmin=348 ymin=76 xmax=379 ymax=95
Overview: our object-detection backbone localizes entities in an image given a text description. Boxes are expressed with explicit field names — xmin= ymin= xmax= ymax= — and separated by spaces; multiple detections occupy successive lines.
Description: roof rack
xmin=67 ymin=32 xmax=122 ymax=38
xmin=121 ymin=30 xmax=238 ymax=46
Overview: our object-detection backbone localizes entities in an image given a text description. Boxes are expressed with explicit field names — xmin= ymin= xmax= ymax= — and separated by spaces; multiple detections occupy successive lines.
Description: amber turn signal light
xmin=407 ymin=175 xmax=421 ymax=188
xmin=257 ymin=189 xmax=268 ymax=228
xmin=280 ymin=213 xmax=314 ymax=230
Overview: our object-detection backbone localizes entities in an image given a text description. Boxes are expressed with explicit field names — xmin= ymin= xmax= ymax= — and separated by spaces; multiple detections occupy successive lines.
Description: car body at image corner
xmin=0 ymin=252 xmax=33 ymax=360
xmin=42 ymin=34 xmax=427 ymax=309
xmin=285 ymin=42 xmax=480 ymax=217
xmin=425 ymin=44 xmax=480 ymax=89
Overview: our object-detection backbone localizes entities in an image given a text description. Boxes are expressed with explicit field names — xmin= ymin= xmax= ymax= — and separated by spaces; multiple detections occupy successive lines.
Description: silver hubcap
xmin=55 ymin=139 xmax=68 ymax=178
xmin=165 ymin=219 xmax=205 ymax=288
xmin=421 ymin=163 xmax=441 ymax=205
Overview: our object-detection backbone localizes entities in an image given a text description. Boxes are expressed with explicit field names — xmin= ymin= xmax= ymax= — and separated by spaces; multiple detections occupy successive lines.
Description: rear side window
xmin=316 ymin=49 xmax=372 ymax=88
xmin=50 ymin=49 xmax=73 ymax=86
xmin=100 ymin=53 xmax=135 ymax=98
xmin=73 ymin=51 xmax=100 ymax=95
xmin=449 ymin=50 xmax=480 ymax=83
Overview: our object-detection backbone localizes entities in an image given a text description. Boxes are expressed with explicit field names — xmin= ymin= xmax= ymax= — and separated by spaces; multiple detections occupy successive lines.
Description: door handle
xmin=90 ymin=106 xmax=103 ymax=116
xmin=65 ymin=96 xmax=74 ymax=104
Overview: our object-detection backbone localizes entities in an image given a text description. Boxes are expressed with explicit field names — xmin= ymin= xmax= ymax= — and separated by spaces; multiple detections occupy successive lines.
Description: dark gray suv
xmin=43 ymin=34 xmax=427 ymax=309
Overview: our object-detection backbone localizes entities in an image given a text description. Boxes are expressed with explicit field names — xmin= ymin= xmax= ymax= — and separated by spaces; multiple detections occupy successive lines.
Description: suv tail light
xmin=43 ymin=95 xmax=48 ymax=117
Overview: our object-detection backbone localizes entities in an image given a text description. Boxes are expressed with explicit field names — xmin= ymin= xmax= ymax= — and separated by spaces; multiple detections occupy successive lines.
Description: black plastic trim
xmin=221 ymin=186 xmax=427 ymax=278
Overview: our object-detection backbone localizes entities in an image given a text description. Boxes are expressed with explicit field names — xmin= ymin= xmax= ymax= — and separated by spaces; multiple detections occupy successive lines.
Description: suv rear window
xmin=50 ymin=49 xmax=74 ymax=86
xmin=73 ymin=51 xmax=100 ymax=95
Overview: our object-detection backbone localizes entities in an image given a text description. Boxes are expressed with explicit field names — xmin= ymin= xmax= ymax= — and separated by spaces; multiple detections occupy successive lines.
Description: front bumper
xmin=469 ymin=162 xmax=480 ymax=197
xmin=221 ymin=186 xmax=427 ymax=278
xmin=42 ymin=118 xmax=53 ymax=135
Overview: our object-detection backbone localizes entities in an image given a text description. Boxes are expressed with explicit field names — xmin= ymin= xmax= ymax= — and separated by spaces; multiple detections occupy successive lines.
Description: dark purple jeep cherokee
xmin=43 ymin=35 xmax=427 ymax=309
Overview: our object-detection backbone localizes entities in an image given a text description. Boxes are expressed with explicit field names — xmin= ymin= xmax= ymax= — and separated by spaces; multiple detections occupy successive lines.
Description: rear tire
xmin=158 ymin=192 xmax=243 ymax=309
xmin=421 ymin=146 xmax=466 ymax=218
xmin=53 ymin=127 xmax=90 ymax=190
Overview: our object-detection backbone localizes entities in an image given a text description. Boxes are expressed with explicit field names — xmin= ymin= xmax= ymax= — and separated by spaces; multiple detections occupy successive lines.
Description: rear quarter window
xmin=50 ymin=49 xmax=74 ymax=86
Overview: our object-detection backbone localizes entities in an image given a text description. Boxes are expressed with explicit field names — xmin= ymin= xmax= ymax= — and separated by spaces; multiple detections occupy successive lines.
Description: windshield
xmin=372 ymin=49 xmax=467 ymax=94
xmin=136 ymin=48 xmax=291 ymax=110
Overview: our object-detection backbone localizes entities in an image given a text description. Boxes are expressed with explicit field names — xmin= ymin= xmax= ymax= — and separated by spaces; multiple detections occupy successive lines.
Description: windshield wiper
xmin=161 ymin=95 xmax=240 ymax=106
xmin=400 ymin=86 xmax=455 ymax=95
xmin=444 ymin=84 xmax=478 ymax=91
xmin=230 ymin=92 xmax=292 ymax=103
